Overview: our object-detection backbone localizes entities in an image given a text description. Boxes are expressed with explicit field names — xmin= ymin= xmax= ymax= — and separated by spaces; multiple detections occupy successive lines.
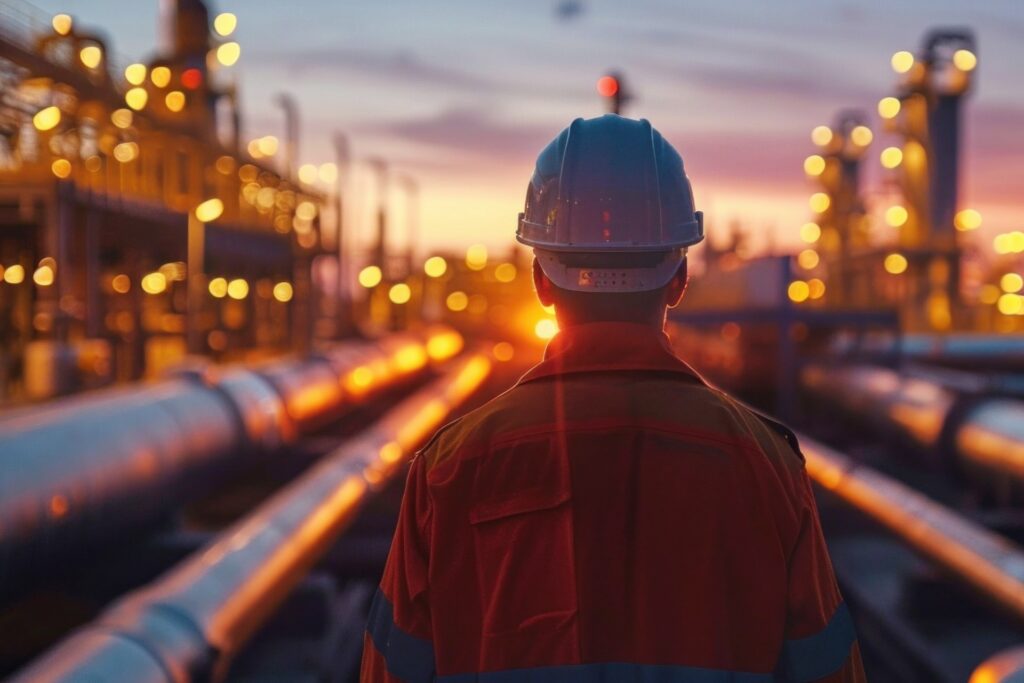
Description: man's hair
xmin=544 ymin=252 xmax=686 ymax=324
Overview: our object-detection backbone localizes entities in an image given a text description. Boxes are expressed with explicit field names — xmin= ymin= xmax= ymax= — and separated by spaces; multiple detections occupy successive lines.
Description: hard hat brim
xmin=534 ymin=248 xmax=685 ymax=293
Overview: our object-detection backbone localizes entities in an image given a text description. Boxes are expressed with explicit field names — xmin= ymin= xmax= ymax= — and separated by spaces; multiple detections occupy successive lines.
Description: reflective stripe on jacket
xmin=362 ymin=322 xmax=866 ymax=682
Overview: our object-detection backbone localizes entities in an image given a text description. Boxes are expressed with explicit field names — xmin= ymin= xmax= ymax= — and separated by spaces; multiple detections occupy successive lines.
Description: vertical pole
xmin=370 ymin=158 xmax=389 ymax=278
xmin=186 ymin=213 xmax=206 ymax=355
xmin=275 ymin=93 xmax=299 ymax=182
xmin=333 ymin=133 xmax=352 ymax=336
xmin=53 ymin=182 xmax=74 ymax=343
xmin=84 ymin=207 xmax=102 ymax=338
xmin=777 ymin=256 xmax=796 ymax=422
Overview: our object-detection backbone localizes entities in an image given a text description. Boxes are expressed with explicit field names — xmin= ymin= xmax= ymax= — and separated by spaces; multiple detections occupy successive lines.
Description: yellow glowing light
xmin=159 ymin=261 xmax=185 ymax=281
xmin=257 ymin=187 xmax=276 ymax=209
xmin=446 ymin=290 xmax=468 ymax=311
xmin=797 ymin=249 xmax=820 ymax=270
xmin=803 ymin=155 xmax=825 ymax=177
xmin=52 ymin=13 xmax=72 ymax=35
xmin=880 ymin=146 xmax=903 ymax=169
xmin=227 ymin=278 xmax=249 ymax=300
xmin=111 ymin=108 xmax=133 ymax=128
xmin=318 ymin=162 xmax=338 ymax=184
xmin=389 ymin=283 xmax=412 ymax=304
xmin=493 ymin=341 xmax=515 ymax=362
xmin=208 ymin=277 xmax=228 ymax=298
xmin=112 ymin=274 xmax=130 ymax=294
xmin=979 ymin=285 xmax=1000 ymax=305
xmin=3 ymin=264 xmax=25 ymax=284
xmin=392 ymin=344 xmax=428 ymax=373
xmin=787 ymin=280 xmax=810 ymax=303
xmin=494 ymin=263 xmax=518 ymax=283
xmin=165 ymin=90 xmax=186 ymax=112
xmin=298 ymin=164 xmax=318 ymax=185
xmin=953 ymin=49 xmax=977 ymax=72
xmin=1012 ymin=232 xmax=1024 ymax=253
xmin=994 ymin=234 xmax=1010 ymax=255
xmin=273 ymin=281 xmax=293 ymax=302
xmin=466 ymin=244 xmax=488 ymax=270
xmin=954 ymin=209 xmax=982 ymax=231
xmin=427 ymin=331 xmax=463 ymax=361
xmin=877 ymin=97 xmax=901 ymax=119
xmin=811 ymin=126 xmax=833 ymax=147
xmin=1002 ymin=273 xmax=1024 ymax=293
xmin=33 ymin=106 xmax=61 ymax=131
xmin=850 ymin=125 xmax=873 ymax=147
xmin=124 ymin=63 xmax=147 ymax=85
xmin=998 ymin=294 xmax=1023 ymax=316
xmin=125 ymin=87 xmax=148 ymax=110
xmin=33 ymin=265 xmax=55 ymax=287
xmin=295 ymin=201 xmax=317 ymax=220
xmin=424 ymin=256 xmax=447 ymax=278
xmin=79 ymin=45 xmax=102 ymax=69
xmin=51 ymin=158 xmax=72 ymax=178
xmin=891 ymin=50 xmax=915 ymax=74
xmin=884 ymin=253 xmax=908 ymax=274
xmin=799 ymin=222 xmax=821 ymax=243
xmin=195 ymin=198 xmax=224 ymax=222
xmin=141 ymin=272 xmax=167 ymax=294
xmin=215 ymin=155 xmax=235 ymax=175
xmin=808 ymin=278 xmax=826 ymax=300
xmin=809 ymin=192 xmax=831 ymax=213
xmin=217 ymin=42 xmax=241 ymax=67
xmin=256 ymin=135 xmax=278 ymax=157
xmin=213 ymin=12 xmax=237 ymax=36
xmin=358 ymin=265 xmax=383 ymax=288
xmin=535 ymin=318 xmax=559 ymax=340
xmin=112 ymin=141 xmax=139 ymax=163
xmin=150 ymin=66 xmax=171 ymax=88
xmin=885 ymin=205 xmax=908 ymax=227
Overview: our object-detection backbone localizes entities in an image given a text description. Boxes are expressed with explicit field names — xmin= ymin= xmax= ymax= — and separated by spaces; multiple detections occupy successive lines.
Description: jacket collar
xmin=518 ymin=321 xmax=706 ymax=386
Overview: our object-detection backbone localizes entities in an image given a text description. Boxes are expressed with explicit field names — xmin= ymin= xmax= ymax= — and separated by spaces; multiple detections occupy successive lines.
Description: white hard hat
xmin=517 ymin=115 xmax=703 ymax=292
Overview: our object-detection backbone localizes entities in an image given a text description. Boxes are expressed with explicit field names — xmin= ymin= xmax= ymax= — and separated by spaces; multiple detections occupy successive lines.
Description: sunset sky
xmin=32 ymin=0 xmax=1024 ymax=261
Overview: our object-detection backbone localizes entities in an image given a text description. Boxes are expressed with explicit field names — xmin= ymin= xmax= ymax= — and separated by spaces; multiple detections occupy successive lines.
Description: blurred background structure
xmin=0 ymin=1 xmax=1022 ymax=681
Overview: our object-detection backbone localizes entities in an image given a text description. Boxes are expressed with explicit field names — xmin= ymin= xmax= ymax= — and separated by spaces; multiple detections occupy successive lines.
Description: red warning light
xmin=181 ymin=68 xmax=203 ymax=90
xmin=596 ymin=75 xmax=619 ymax=98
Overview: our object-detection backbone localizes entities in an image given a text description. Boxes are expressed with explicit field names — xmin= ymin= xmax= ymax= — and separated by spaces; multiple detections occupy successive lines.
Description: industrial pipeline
xmin=0 ymin=326 xmax=464 ymax=594
xmin=802 ymin=364 xmax=1024 ymax=494
xmin=801 ymin=433 xmax=1024 ymax=621
xmin=10 ymin=350 xmax=491 ymax=683
xmin=829 ymin=333 xmax=1024 ymax=372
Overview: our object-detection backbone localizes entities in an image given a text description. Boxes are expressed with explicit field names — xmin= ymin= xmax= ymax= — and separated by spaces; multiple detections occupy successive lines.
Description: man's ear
xmin=532 ymin=258 xmax=556 ymax=308
xmin=665 ymin=259 xmax=689 ymax=309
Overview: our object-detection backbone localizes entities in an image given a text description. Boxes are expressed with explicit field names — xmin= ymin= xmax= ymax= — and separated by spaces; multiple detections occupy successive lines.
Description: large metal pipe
xmin=801 ymin=364 xmax=1024 ymax=490
xmin=829 ymin=333 xmax=1024 ymax=371
xmin=801 ymin=433 xmax=1024 ymax=620
xmin=956 ymin=400 xmax=1024 ymax=485
xmin=11 ymin=351 xmax=491 ymax=683
xmin=0 ymin=327 xmax=462 ymax=595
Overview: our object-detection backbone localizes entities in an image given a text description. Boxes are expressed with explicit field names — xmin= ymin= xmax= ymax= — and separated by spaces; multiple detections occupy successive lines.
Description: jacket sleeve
xmin=361 ymin=455 xmax=435 ymax=682
xmin=777 ymin=471 xmax=867 ymax=683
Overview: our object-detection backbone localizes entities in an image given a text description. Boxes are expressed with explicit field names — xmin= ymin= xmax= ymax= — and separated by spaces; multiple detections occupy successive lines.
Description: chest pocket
xmin=469 ymin=435 xmax=578 ymax=662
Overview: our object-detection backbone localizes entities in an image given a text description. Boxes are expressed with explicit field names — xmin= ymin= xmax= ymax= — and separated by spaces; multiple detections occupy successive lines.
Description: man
xmin=362 ymin=115 xmax=865 ymax=682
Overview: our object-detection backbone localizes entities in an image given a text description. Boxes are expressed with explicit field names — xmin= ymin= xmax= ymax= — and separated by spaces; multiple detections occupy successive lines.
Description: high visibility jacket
xmin=362 ymin=322 xmax=865 ymax=682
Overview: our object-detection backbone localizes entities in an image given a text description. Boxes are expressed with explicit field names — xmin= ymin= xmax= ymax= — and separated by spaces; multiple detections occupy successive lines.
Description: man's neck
xmin=554 ymin=309 xmax=668 ymax=332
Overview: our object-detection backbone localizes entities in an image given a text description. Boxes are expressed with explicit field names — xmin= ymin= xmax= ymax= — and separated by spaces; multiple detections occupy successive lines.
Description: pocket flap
xmin=469 ymin=436 xmax=571 ymax=524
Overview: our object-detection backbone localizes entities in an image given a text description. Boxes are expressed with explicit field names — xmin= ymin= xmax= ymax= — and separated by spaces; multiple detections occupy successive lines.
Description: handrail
xmin=10 ymin=351 xmax=491 ymax=683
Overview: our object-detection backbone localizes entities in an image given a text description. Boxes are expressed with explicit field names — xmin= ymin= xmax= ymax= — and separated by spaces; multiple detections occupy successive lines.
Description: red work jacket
xmin=362 ymin=322 xmax=865 ymax=682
